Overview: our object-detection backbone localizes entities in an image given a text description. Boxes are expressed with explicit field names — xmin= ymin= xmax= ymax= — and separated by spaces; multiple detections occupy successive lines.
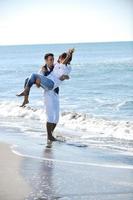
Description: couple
xmin=17 ymin=49 xmax=75 ymax=142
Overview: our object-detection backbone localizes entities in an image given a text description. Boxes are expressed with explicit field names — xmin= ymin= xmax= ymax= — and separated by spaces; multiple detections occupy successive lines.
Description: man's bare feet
xmin=35 ymin=78 xmax=41 ymax=88
xmin=48 ymin=136 xmax=57 ymax=142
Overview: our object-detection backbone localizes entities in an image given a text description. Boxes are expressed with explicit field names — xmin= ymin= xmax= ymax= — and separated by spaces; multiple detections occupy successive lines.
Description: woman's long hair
xmin=57 ymin=52 xmax=72 ymax=65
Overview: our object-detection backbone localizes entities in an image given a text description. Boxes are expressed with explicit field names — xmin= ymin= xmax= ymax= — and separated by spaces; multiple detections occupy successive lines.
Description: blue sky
xmin=0 ymin=0 xmax=132 ymax=45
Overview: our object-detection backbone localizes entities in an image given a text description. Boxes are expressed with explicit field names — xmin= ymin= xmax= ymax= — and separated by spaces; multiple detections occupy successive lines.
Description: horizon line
xmin=0 ymin=40 xmax=133 ymax=47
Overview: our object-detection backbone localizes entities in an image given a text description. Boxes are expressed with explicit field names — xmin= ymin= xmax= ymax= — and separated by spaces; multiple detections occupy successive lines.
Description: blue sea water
xmin=0 ymin=41 xmax=133 ymax=118
xmin=0 ymin=41 xmax=133 ymax=149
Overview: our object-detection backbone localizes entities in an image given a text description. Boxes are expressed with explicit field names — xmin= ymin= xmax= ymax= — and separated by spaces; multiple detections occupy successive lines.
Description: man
xmin=20 ymin=51 xmax=71 ymax=142
xmin=40 ymin=53 xmax=60 ymax=141
xmin=39 ymin=52 xmax=72 ymax=142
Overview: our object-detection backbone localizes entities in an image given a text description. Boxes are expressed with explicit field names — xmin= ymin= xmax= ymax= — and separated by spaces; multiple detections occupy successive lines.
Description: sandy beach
xmin=0 ymin=143 xmax=31 ymax=200
xmin=0 ymin=139 xmax=133 ymax=200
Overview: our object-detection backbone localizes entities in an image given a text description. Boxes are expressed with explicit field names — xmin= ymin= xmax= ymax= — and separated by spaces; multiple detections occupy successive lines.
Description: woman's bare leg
xmin=20 ymin=95 xmax=29 ymax=107
xmin=16 ymin=86 xmax=30 ymax=97
xmin=35 ymin=78 xmax=41 ymax=87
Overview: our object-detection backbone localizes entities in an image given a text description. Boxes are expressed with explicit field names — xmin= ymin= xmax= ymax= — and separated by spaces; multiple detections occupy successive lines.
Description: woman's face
xmin=59 ymin=57 xmax=65 ymax=63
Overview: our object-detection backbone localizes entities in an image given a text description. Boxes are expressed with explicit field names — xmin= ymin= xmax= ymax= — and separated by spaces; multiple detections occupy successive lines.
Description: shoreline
xmin=0 ymin=133 xmax=133 ymax=200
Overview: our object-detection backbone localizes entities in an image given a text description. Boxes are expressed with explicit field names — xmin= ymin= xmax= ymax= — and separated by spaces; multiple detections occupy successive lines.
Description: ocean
xmin=0 ymin=41 xmax=133 ymax=152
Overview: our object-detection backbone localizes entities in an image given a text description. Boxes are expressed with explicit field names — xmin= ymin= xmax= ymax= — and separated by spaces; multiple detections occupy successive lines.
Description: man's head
xmin=44 ymin=53 xmax=54 ymax=67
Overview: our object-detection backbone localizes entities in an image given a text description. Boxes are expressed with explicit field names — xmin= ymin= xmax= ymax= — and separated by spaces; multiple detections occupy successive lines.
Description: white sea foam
xmin=94 ymin=98 xmax=133 ymax=111
xmin=11 ymin=147 xmax=133 ymax=170
xmin=0 ymin=101 xmax=133 ymax=143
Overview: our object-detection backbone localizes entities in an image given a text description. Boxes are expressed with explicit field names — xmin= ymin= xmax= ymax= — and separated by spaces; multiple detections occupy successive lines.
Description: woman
xmin=17 ymin=48 xmax=74 ymax=98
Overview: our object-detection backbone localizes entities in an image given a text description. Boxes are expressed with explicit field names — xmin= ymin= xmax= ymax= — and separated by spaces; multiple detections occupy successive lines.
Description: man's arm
xmin=39 ymin=65 xmax=47 ymax=74
xmin=59 ymin=75 xmax=70 ymax=81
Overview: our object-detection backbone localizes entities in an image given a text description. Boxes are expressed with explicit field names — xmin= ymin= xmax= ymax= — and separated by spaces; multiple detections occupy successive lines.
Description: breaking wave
xmin=0 ymin=101 xmax=133 ymax=142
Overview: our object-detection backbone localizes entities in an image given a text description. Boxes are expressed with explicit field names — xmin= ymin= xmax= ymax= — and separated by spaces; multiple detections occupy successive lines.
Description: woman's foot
xmin=20 ymin=96 xmax=29 ymax=107
xmin=16 ymin=87 xmax=29 ymax=97
xmin=16 ymin=90 xmax=26 ymax=97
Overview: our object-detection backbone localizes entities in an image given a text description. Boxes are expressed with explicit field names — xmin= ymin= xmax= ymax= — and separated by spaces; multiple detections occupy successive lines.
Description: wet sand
xmin=12 ymin=142 xmax=133 ymax=200
xmin=0 ymin=143 xmax=31 ymax=200
xmin=0 ymin=133 xmax=133 ymax=200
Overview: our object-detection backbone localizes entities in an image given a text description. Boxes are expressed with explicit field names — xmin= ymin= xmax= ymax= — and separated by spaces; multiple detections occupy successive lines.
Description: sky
xmin=0 ymin=0 xmax=133 ymax=45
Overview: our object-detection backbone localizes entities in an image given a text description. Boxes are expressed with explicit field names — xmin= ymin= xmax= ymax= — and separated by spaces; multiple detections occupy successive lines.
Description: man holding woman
xmin=17 ymin=49 xmax=74 ymax=142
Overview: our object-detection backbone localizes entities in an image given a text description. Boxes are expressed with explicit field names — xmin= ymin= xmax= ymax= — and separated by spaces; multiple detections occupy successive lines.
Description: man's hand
xmin=35 ymin=78 xmax=41 ymax=88
xmin=41 ymin=66 xmax=47 ymax=73
xmin=59 ymin=75 xmax=70 ymax=81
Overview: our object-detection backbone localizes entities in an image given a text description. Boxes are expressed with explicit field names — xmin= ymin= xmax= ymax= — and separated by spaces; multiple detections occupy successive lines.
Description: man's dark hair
xmin=44 ymin=53 xmax=54 ymax=60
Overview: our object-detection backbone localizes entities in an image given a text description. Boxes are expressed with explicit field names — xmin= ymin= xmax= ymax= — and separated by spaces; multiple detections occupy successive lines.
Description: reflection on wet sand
xmin=20 ymin=143 xmax=133 ymax=200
